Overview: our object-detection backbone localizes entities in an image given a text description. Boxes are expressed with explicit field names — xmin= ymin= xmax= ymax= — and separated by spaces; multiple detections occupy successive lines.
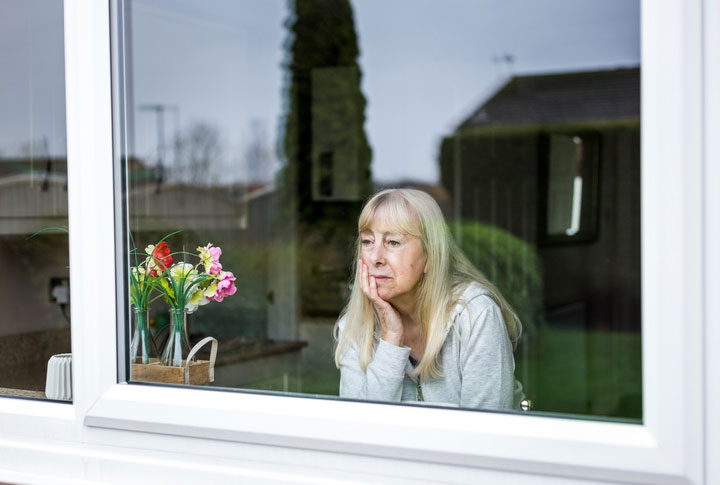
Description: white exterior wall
xmin=0 ymin=0 xmax=717 ymax=483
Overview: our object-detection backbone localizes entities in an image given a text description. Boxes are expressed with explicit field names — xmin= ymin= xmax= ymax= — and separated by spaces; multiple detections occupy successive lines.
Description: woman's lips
xmin=372 ymin=276 xmax=391 ymax=281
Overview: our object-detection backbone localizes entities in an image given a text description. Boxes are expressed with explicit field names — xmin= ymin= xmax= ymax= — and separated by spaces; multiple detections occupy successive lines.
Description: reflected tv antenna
xmin=492 ymin=54 xmax=516 ymax=77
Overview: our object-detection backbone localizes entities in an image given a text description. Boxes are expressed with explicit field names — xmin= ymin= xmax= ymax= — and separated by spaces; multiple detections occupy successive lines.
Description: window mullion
xmin=64 ymin=0 xmax=118 ymax=417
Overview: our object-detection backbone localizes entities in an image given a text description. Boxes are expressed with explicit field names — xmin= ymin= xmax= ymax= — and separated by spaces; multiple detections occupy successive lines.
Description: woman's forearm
xmin=339 ymin=340 xmax=410 ymax=401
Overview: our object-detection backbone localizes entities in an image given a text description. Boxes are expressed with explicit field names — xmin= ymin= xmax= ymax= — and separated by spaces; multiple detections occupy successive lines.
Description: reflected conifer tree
xmin=279 ymin=0 xmax=372 ymax=316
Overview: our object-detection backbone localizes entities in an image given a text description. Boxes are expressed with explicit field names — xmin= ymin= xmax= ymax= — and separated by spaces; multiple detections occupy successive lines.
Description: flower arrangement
xmin=129 ymin=233 xmax=236 ymax=367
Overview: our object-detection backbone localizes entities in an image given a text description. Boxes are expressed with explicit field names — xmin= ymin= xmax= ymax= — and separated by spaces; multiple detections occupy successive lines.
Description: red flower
xmin=149 ymin=241 xmax=173 ymax=276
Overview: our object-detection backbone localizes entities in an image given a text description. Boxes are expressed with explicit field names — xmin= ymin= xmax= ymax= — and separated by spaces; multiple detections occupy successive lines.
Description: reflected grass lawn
xmin=298 ymin=325 xmax=642 ymax=420
xmin=516 ymin=327 xmax=642 ymax=420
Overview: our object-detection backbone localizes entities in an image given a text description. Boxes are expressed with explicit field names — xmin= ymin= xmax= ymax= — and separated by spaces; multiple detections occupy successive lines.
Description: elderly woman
xmin=334 ymin=189 xmax=523 ymax=410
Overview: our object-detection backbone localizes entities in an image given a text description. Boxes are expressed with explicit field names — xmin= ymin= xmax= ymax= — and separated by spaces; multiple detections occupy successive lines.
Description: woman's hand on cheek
xmin=358 ymin=259 xmax=404 ymax=346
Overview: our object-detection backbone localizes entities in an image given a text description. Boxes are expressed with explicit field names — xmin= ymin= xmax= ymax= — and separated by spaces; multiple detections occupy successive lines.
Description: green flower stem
xmin=163 ymin=308 xmax=187 ymax=367
xmin=131 ymin=307 xmax=151 ymax=364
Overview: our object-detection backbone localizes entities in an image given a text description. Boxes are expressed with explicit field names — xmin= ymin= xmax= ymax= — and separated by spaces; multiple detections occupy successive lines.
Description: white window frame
xmin=704 ymin=0 xmax=720 ymax=482
xmin=703 ymin=0 xmax=720 ymax=483
xmin=0 ymin=0 xmax=716 ymax=483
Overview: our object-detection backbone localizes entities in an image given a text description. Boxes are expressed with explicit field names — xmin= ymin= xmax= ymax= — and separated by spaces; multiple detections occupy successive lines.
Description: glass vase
xmin=161 ymin=307 xmax=192 ymax=367
xmin=130 ymin=307 xmax=151 ymax=364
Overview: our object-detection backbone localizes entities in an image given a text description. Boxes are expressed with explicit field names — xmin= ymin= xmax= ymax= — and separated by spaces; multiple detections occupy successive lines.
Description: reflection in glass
xmin=117 ymin=0 xmax=641 ymax=419
xmin=0 ymin=1 xmax=70 ymax=399
xmin=543 ymin=133 xmax=600 ymax=242
xmin=548 ymin=135 xmax=583 ymax=236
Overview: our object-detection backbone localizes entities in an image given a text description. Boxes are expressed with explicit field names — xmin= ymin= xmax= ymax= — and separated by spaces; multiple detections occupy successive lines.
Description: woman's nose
xmin=370 ymin=244 xmax=385 ymax=265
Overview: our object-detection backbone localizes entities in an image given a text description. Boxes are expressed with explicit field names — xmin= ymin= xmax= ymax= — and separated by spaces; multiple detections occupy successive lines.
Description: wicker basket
xmin=131 ymin=336 xmax=217 ymax=385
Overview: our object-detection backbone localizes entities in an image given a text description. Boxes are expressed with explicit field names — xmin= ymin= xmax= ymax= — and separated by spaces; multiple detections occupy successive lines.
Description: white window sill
xmin=84 ymin=383 xmax=684 ymax=483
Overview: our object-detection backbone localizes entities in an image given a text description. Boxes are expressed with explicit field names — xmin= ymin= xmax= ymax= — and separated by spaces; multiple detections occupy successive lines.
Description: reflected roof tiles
xmin=459 ymin=67 xmax=640 ymax=129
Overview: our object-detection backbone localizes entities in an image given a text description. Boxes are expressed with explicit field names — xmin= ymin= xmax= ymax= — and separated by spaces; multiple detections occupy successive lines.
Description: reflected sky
xmin=0 ymin=0 xmax=639 ymax=183
xmin=353 ymin=0 xmax=639 ymax=182
xmin=0 ymin=1 xmax=65 ymax=159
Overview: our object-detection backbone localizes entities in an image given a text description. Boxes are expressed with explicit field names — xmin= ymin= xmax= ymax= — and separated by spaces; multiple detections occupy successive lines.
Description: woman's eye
xmin=361 ymin=239 xmax=373 ymax=246
xmin=387 ymin=240 xmax=401 ymax=247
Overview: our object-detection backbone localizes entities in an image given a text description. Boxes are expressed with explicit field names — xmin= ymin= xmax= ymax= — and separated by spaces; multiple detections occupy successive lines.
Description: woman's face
xmin=359 ymin=214 xmax=427 ymax=308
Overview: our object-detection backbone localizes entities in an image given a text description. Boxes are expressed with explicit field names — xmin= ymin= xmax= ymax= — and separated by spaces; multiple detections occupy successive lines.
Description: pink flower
xmin=197 ymin=243 xmax=223 ymax=275
xmin=209 ymin=271 xmax=236 ymax=302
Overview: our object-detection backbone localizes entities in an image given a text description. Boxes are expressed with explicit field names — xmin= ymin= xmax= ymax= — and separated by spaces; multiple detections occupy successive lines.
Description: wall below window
xmin=0 ymin=429 xmax=634 ymax=485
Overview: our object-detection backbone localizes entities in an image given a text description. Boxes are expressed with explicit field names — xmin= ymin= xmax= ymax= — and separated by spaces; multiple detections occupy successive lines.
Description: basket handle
xmin=184 ymin=337 xmax=218 ymax=385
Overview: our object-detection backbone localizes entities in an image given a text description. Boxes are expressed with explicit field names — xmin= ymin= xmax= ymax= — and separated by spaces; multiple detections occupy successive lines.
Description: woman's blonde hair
xmin=334 ymin=188 xmax=522 ymax=381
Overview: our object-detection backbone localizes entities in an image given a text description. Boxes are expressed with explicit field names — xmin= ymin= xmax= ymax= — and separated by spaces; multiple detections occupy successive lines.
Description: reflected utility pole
xmin=138 ymin=104 xmax=178 ymax=191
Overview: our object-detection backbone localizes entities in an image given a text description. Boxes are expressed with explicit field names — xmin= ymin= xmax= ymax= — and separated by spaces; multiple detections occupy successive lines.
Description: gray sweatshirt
xmin=338 ymin=283 xmax=522 ymax=410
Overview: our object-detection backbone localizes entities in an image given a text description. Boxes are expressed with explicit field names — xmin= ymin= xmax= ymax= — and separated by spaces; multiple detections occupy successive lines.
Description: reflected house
xmin=127 ymin=179 xmax=250 ymax=234
xmin=440 ymin=67 xmax=641 ymax=333
xmin=0 ymin=161 xmax=71 ymax=391
xmin=0 ymin=159 xmax=68 ymax=235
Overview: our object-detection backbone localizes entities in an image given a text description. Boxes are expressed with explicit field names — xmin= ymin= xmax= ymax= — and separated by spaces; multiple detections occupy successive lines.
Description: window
xmin=0 ymin=0 xmax=70 ymax=401
xmin=8 ymin=0 xmax=702 ymax=483
xmin=112 ymin=0 xmax=642 ymax=421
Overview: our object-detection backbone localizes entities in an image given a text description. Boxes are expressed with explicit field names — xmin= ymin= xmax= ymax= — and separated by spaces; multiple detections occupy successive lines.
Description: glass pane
xmin=115 ymin=0 xmax=641 ymax=420
xmin=0 ymin=1 xmax=71 ymax=401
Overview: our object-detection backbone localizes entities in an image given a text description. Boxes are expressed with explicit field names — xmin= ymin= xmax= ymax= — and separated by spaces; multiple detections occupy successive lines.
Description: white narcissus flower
xmin=169 ymin=262 xmax=197 ymax=282
xmin=186 ymin=280 xmax=215 ymax=313
xmin=130 ymin=266 xmax=148 ymax=303
xmin=131 ymin=266 xmax=147 ymax=277
xmin=169 ymin=262 xmax=208 ymax=313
